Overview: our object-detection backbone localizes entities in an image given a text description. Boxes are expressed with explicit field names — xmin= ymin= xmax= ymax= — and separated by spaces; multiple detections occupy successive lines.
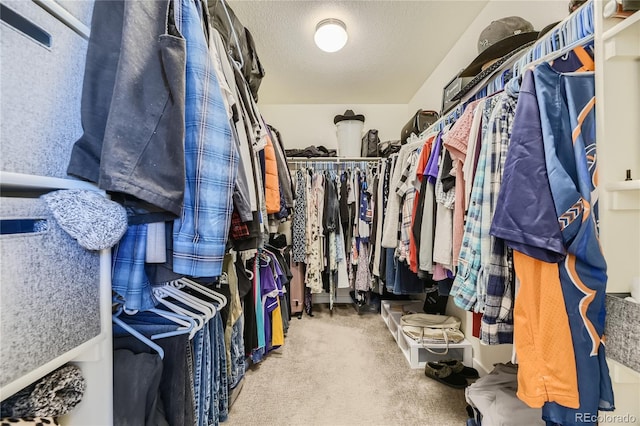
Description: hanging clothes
xmin=67 ymin=0 xmax=186 ymax=221
xmin=172 ymin=0 xmax=239 ymax=278
xmin=408 ymin=136 xmax=433 ymax=274
xmin=441 ymin=99 xmax=483 ymax=268
xmin=450 ymin=91 xmax=516 ymax=314
xmin=417 ymin=134 xmax=439 ymax=275
xmin=432 ymin=143 xmax=455 ymax=273
xmin=380 ymin=137 xmax=424 ymax=249
xmin=305 ymin=171 xmax=324 ymax=293
xmin=263 ymin=136 xmax=281 ymax=214
xmin=286 ymin=161 xmax=381 ymax=306
xmin=490 ymin=65 xmax=614 ymax=425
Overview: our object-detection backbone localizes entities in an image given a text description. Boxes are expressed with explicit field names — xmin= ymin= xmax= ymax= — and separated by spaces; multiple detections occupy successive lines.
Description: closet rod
xmin=286 ymin=157 xmax=381 ymax=163
xmin=423 ymin=104 xmax=464 ymax=135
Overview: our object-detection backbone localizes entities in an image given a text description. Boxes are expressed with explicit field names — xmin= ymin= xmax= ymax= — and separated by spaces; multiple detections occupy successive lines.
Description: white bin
xmin=336 ymin=120 xmax=364 ymax=157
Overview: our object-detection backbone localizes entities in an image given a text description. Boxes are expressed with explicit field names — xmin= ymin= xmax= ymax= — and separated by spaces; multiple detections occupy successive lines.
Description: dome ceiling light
xmin=314 ymin=18 xmax=348 ymax=53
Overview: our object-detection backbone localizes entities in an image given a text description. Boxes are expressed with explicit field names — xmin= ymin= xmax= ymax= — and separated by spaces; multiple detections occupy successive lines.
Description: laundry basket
xmin=336 ymin=120 xmax=364 ymax=157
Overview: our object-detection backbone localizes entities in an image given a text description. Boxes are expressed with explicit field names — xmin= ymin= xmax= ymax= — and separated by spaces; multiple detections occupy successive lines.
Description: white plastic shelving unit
xmin=0 ymin=0 xmax=112 ymax=421
xmin=381 ymin=300 xmax=472 ymax=369
xmin=0 ymin=172 xmax=113 ymax=425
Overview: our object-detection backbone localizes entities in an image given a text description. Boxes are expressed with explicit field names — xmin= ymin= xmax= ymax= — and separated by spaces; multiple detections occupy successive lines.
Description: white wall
xmin=409 ymin=0 xmax=570 ymax=112
xmin=260 ymin=2 xmax=571 ymax=155
xmin=258 ymin=104 xmax=409 ymax=151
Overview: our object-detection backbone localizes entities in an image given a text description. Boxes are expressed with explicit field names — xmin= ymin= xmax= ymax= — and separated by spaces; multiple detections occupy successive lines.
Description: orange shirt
xmin=408 ymin=135 xmax=435 ymax=273
xmin=513 ymin=250 xmax=579 ymax=409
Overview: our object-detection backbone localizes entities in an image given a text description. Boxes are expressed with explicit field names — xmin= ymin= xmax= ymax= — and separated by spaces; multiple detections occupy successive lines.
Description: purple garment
xmin=267 ymin=252 xmax=285 ymax=294
xmin=260 ymin=262 xmax=279 ymax=313
xmin=260 ymin=261 xmax=278 ymax=352
xmin=423 ymin=133 xmax=442 ymax=184
xmin=358 ymin=173 xmax=370 ymax=245
xmin=490 ymin=69 xmax=565 ymax=262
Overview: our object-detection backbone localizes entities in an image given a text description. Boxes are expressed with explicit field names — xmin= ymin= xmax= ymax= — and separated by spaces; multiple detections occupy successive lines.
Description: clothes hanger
xmin=238 ymin=251 xmax=257 ymax=281
xmin=158 ymin=284 xmax=217 ymax=321
xmin=262 ymin=246 xmax=277 ymax=258
xmin=512 ymin=1 xmax=593 ymax=80
xmin=175 ymin=277 xmax=228 ymax=309
xmin=146 ymin=309 xmax=196 ymax=340
xmin=153 ymin=288 xmax=208 ymax=325
xmin=113 ymin=306 xmax=164 ymax=359
xmin=243 ymin=264 xmax=255 ymax=281
xmin=152 ymin=287 xmax=206 ymax=338
xmin=258 ymin=252 xmax=271 ymax=268
xmin=173 ymin=271 xmax=230 ymax=310
xmin=120 ymin=308 xmax=196 ymax=340
xmin=113 ymin=294 xmax=196 ymax=334
xmin=218 ymin=0 xmax=244 ymax=69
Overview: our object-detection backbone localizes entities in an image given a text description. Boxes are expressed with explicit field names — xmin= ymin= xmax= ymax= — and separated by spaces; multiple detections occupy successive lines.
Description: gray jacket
xmin=67 ymin=0 xmax=186 ymax=221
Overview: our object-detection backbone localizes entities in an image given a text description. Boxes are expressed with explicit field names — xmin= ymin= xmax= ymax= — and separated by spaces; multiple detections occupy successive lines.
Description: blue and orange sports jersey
xmin=491 ymin=64 xmax=615 ymax=426
xmin=490 ymin=69 xmax=580 ymax=412
xmin=535 ymin=62 xmax=614 ymax=425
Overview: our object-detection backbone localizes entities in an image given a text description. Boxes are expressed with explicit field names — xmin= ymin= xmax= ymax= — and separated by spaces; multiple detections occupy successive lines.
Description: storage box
xmin=0 ymin=196 xmax=101 ymax=388
xmin=441 ymin=73 xmax=473 ymax=115
xmin=0 ymin=1 xmax=88 ymax=178
xmin=381 ymin=301 xmax=473 ymax=369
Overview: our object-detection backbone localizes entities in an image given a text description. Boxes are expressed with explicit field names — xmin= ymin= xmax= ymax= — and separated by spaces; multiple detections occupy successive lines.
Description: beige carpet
xmin=225 ymin=304 xmax=469 ymax=426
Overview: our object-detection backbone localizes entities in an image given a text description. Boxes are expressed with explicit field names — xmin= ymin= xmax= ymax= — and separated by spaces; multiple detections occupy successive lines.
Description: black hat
xmin=334 ymin=109 xmax=365 ymax=125
xmin=452 ymin=40 xmax=535 ymax=102
xmin=459 ymin=16 xmax=539 ymax=78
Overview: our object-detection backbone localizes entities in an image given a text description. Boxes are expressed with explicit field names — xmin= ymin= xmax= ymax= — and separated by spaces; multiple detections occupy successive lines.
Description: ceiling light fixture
xmin=314 ymin=18 xmax=348 ymax=53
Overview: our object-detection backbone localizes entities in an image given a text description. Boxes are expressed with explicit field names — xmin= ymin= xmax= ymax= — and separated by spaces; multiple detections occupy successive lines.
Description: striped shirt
xmin=396 ymin=150 xmax=419 ymax=262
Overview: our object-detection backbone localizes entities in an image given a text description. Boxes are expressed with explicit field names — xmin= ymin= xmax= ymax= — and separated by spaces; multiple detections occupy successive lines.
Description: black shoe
xmin=424 ymin=361 xmax=467 ymax=389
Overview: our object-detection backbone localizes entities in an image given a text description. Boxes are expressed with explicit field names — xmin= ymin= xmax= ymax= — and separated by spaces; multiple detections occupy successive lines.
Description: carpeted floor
xmin=225 ymin=304 xmax=469 ymax=426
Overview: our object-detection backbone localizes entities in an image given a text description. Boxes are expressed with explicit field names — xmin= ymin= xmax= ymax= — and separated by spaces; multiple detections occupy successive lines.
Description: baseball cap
xmin=460 ymin=16 xmax=539 ymax=78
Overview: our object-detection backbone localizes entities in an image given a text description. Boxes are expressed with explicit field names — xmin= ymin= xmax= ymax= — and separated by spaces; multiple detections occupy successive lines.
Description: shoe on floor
xmin=438 ymin=359 xmax=480 ymax=379
xmin=424 ymin=361 xmax=467 ymax=389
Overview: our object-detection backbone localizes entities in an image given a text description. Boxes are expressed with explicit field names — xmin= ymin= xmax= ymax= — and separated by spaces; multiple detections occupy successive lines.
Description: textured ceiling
xmin=228 ymin=0 xmax=489 ymax=104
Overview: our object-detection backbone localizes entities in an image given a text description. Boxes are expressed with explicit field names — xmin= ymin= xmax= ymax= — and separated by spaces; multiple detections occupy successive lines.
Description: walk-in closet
xmin=1 ymin=0 xmax=639 ymax=425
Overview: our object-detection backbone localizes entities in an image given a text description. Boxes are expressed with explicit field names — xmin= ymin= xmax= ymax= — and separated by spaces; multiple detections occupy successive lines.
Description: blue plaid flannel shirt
xmin=480 ymin=92 xmax=517 ymax=344
xmin=112 ymin=224 xmax=156 ymax=311
xmin=481 ymin=239 xmax=515 ymax=344
xmin=173 ymin=0 xmax=239 ymax=277
xmin=451 ymin=136 xmax=487 ymax=311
